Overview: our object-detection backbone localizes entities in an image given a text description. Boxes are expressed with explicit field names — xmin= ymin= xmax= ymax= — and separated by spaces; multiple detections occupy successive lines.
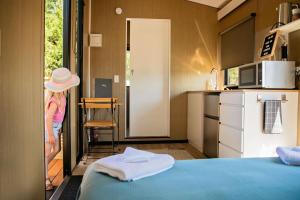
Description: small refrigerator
xmin=204 ymin=93 xmax=220 ymax=158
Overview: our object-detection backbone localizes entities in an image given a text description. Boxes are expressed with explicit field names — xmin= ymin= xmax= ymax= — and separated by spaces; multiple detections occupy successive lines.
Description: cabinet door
xmin=243 ymin=92 xmax=298 ymax=157
xmin=220 ymin=105 xmax=244 ymax=130
xmin=219 ymin=124 xmax=243 ymax=152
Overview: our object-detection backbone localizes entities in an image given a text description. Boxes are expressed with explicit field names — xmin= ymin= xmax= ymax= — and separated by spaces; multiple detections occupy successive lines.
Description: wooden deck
xmin=48 ymin=159 xmax=63 ymax=187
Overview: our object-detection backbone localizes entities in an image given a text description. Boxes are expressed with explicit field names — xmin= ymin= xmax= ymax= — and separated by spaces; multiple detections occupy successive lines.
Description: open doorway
xmin=44 ymin=0 xmax=75 ymax=198
xmin=44 ymin=0 xmax=83 ymax=198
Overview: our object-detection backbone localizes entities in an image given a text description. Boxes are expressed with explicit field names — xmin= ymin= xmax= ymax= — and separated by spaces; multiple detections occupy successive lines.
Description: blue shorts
xmin=45 ymin=122 xmax=62 ymax=142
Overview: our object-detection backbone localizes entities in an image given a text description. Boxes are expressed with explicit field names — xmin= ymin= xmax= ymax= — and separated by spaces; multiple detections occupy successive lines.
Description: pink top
xmin=46 ymin=95 xmax=66 ymax=124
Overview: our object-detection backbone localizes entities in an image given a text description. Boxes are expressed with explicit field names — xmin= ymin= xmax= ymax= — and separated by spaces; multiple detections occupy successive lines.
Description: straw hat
xmin=45 ymin=68 xmax=80 ymax=92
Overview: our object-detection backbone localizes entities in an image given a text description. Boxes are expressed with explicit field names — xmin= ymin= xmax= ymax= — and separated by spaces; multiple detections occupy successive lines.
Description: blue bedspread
xmin=77 ymin=158 xmax=300 ymax=200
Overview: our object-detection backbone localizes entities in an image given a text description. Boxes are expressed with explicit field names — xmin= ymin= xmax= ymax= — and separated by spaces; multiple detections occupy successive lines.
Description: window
xmin=227 ymin=67 xmax=239 ymax=86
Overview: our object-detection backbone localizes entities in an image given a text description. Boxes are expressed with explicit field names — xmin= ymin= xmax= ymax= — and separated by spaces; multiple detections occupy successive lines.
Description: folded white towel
xmin=121 ymin=147 xmax=155 ymax=163
xmin=93 ymin=147 xmax=175 ymax=181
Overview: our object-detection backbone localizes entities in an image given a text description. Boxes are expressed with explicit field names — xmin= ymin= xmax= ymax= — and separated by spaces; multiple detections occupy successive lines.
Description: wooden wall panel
xmin=83 ymin=0 xmax=91 ymax=97
xmin=88 ymin=0 xmax=218 ymax=140
xmin=0 ymin=0 xmax=45 ymax=199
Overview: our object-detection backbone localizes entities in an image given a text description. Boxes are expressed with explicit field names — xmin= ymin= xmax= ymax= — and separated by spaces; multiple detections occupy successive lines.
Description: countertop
xmin=187 ymin=89 xmax=300 ymax=93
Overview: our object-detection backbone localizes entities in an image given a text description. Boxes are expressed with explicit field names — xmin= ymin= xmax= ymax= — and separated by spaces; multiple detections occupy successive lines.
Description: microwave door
xmin=239 ymin=65 xmax=257 ymax=88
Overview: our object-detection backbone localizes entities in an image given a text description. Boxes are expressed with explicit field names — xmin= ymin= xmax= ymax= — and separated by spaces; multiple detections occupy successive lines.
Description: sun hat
xmin=45 ymin=68 xmax=80 ymax=92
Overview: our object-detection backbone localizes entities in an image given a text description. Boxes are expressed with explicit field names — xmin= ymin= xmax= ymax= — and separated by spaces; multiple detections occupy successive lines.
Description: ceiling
xmin=187 ymin=0 xmax=230 ymax=8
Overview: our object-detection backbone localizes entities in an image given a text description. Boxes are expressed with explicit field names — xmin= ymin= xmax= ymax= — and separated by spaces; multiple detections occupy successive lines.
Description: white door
xmin=129 ymin=19 xmax=170 ymax=137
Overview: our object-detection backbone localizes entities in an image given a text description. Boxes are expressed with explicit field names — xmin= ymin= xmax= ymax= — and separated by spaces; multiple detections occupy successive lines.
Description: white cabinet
xmin=204 ymin=94 xmax=219 ymax=116
xmin=220 ymin=92 xmax=244 ymax=105
xmin=220 ymin=106 xmax=244 ymax=129
xmin=219 ymin=143 xmax=242 ymax=158
xmin=219 ymin=91 xmax=298 ymax=158
xmin=219 ymin=124 xmax=243 ymax=152
xmin=187 ymin=93 xmax=204 ymax=152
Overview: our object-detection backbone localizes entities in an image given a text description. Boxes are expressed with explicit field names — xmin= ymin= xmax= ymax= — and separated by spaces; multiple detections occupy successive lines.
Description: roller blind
xmin=221 ymin=16 xmax=255 ymax=70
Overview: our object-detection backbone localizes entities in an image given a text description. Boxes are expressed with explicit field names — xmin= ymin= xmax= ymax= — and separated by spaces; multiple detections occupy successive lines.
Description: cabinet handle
xmin=219 ymin=122 xmax=222 ymax=125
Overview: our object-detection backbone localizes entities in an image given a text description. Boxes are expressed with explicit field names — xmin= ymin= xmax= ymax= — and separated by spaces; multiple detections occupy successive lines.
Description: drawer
xmin=204 ymin=94 xmax=220 ymax=117
xmin=219 ymin=143 xmax=242 ymax=158
xmin=204 ymin=117 xmax=219 ymax=158
xmin=220 ymin=92 xmax=244 ymax=106
xmin=220 ymin=105 xmax=244 ymax=129
xmin=219 ymin=125 xmax=243 ymax=152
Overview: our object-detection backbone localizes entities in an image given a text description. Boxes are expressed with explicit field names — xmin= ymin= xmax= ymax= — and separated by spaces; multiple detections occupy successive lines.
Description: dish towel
xmin=93 ymin=147 xmax=175 ymax=181
xmin=276 ymin=147 xmax=300 ymax=166
xmin=264 ymin=100 xmax=283 ymax=134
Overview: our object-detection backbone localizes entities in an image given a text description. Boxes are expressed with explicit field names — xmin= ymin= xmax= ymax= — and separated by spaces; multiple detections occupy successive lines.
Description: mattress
xmin=77 ymin=158 xmax=300 ymax=200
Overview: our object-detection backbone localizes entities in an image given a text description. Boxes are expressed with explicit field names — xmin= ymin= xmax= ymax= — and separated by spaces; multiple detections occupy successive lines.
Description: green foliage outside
xmin=228 ymin=67 xmax=239 ymax=86
xmin=45 ymin=0 xmax=63 ymax=79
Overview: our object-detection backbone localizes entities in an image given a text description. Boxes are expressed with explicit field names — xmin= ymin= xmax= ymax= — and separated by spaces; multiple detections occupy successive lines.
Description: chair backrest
xmin=80 ymin=98 xmax=118 ymax=122
xmin=81 ymin=98 xmax=118 ymax=103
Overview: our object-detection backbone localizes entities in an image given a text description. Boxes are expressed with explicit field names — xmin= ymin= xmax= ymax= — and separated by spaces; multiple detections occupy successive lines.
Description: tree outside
xmin=45 ymin=0 xmax=63 ymax=79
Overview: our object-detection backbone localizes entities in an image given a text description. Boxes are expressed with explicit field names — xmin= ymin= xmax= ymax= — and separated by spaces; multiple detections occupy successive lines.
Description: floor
xmin=48 ymin=158 xmax=64 ymax=187
xmin=48 ymin=136 xmax=64 ymax=187
xmin=46 ymin=136 xmax=64 ymax=200
xmin=72 ymin=143 xmax=205 ymax=175
xmin=46 ymin=158 xmax=64 ymax=200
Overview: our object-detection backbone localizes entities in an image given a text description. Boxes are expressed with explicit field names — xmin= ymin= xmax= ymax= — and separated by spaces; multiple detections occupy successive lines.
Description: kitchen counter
xmin=187 ymin=89 xmax=300 ymax=93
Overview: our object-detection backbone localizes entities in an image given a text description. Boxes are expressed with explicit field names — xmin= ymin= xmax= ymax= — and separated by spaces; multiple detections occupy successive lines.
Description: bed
xmin=77 ymin=158 xmax=300 ymax=200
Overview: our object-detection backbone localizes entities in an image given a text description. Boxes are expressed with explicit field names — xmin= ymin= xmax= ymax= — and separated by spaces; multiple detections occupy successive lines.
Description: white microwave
xmin=238 ymin=61 xmax=295 ymax=89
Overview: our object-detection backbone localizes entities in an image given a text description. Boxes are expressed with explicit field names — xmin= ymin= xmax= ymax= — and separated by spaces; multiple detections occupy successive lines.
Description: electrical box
xmin=89 ymin=34 xmax=102 ymax=47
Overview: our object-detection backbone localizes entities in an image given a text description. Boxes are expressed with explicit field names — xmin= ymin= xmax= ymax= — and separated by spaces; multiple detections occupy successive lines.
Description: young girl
xmin=44 ymin=68 xmax=80 ymax=190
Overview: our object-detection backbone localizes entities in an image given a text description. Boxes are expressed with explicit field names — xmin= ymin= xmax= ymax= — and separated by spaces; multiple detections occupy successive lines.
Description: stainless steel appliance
xmin=204 ymin=93 xmax=220 ymax=158
xmin=238 ymin=61 xmax=295 ymax=89
xmin=278 ymin=2 xmax=292 ymax=25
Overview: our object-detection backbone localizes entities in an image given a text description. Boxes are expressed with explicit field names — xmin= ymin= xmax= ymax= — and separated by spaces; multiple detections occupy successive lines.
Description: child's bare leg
xmin=45 ymin=142 xmax=53 ymax=190
xmin=48 ymin=138 xmax=60 ymax=161
xmin=45 ymin=143 xmax=51 ymax=179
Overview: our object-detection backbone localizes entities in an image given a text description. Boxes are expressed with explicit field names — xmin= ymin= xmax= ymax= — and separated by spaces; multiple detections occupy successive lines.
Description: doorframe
xmin=63 ymin=0 xmax=72 ymax=176
xmin=48 ymin=1 xmax=84 ymax=198
xmin=76 ymin=0 xmax=84 ymax=164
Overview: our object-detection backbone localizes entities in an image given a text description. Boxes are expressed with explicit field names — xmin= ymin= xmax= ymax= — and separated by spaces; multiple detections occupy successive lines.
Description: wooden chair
xmin=80 ymin=98 xmax=119 ymax=160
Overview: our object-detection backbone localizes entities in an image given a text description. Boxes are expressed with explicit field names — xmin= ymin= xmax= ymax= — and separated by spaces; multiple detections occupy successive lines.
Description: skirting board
xmin=93 ymin=140 xmax=189 ymax=145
